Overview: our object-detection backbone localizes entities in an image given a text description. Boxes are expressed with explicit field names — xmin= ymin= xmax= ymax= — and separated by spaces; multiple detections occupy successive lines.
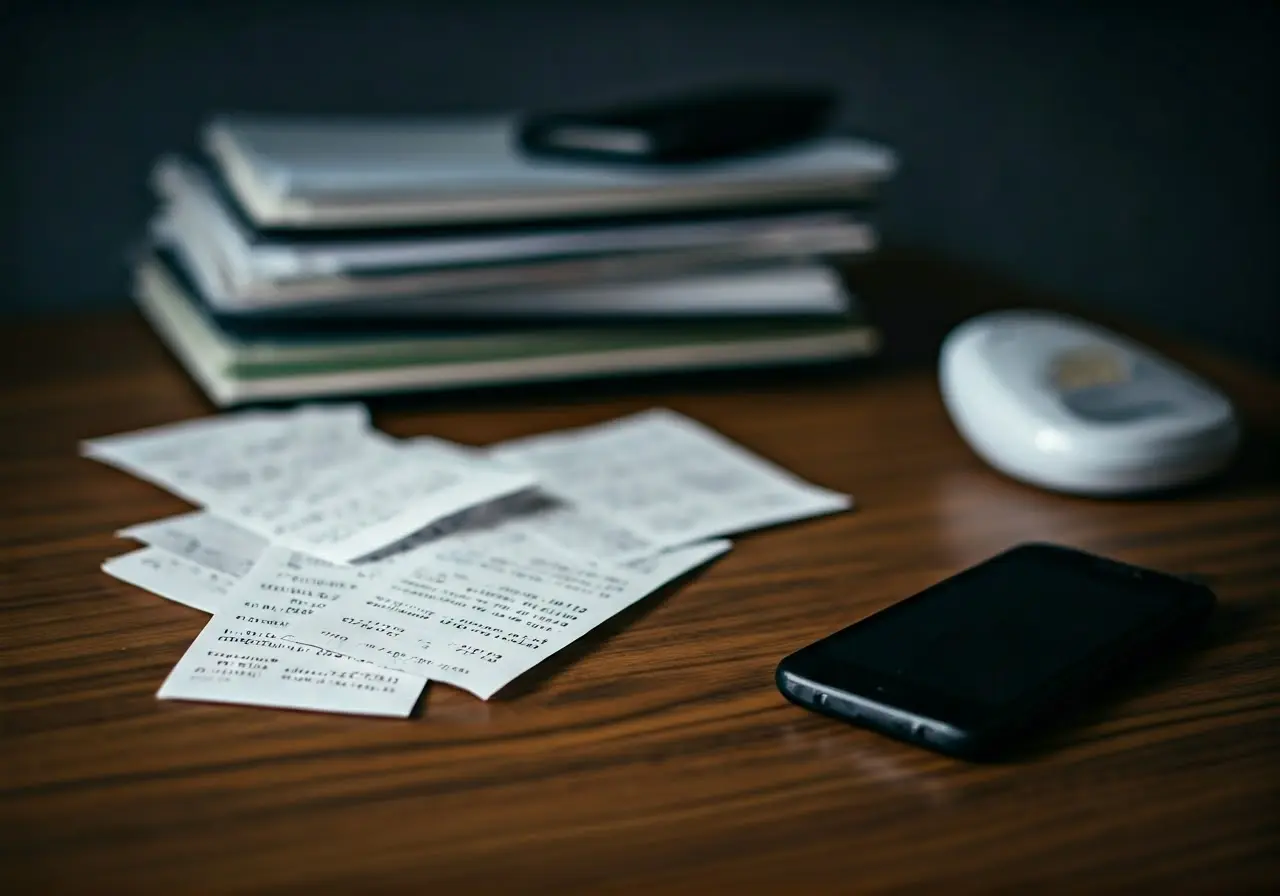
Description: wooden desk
xmin=3 ymin=276 xmax=1278 ymax=891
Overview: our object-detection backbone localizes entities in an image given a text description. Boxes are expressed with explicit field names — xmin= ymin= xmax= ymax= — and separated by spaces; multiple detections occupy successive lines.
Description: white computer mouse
xmin=939 ymin=310 xmax=1240 ymax=496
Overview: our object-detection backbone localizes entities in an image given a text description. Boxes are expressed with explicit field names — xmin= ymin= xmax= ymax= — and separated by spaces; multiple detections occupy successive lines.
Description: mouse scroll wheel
xmin=1051 ymin=346 xmax=1132 ymax=392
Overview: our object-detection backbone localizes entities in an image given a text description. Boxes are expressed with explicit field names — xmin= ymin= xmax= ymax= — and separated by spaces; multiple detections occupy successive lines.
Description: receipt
xmin=82 ymin=404 xmax=377 ymax=505
xmin=225 ymin=545 xmax=369 ymax=626
xmin=104 ymin=422 xmax=648 ymax=573
xmin=119 ymin=511 xmax=268 ymax=578
xmin=402 ymin=435 xmax=496 ymax=467
xmin=287 ymin=532 xmax=731 ymax=698
xmin=102 ymin=547 xmax=238 ymax=614
xmin=209 ymin=444 xmax=538 ymax=563
xmin=121 ymin=509 xmax=420 ymax=579
xmin=490 ymin=408 xmax=851 ymax=549
xmin=93 ymin=409 xmax=541 ymax=566
xmin=402 ymin=437 xmax=666 ymax=564
xmin=95 ymin=409 xmax=811 ymax=715
xmin=154 ymin=545 xmax=425 ymax=716
xmin=497 ymin=494 xmax=665 ymax=564
xmin=156 ymin=616 xmax=426 ymax=717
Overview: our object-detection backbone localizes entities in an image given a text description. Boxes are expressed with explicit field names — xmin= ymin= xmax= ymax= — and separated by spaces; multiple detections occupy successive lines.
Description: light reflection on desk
xmin=778 ymin=721 xmax=956 ymax=806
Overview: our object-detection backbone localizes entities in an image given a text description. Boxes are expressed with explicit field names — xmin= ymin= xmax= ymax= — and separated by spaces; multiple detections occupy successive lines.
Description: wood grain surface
xmin=2 ymin=272 xmax=1278 ymax=892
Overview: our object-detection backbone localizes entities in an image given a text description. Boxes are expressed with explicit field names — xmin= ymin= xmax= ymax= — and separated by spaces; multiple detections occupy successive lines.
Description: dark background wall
xmin=2 ymin=0 xmax=1277 ymax=367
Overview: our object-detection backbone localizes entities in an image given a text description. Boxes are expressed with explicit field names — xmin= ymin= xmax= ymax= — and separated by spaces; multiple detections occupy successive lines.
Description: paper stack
xmin=132 ymin=113 xmax=896 ymax=405
xmin=89 ymin=406 xmax=851 ymax=716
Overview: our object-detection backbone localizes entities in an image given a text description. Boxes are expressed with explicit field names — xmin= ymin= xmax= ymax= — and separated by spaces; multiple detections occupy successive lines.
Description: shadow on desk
xmin=488 ymin=561 xmax=726 ymax=703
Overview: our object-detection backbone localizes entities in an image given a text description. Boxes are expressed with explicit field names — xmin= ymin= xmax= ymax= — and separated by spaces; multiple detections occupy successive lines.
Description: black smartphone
xmin=516 ymin=86 xmax=836 ymax=165
xmin=776 ymin=543 xmax=1215 ymax=759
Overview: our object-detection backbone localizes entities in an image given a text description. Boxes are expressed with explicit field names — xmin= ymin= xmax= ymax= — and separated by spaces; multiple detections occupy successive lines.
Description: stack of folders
xmin=137 ymin=114 xmax=898 ymax=406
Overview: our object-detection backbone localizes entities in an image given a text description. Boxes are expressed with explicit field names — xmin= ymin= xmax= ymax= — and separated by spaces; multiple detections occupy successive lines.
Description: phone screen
xmin=808 ymin=547 xmax=1178 ymax=708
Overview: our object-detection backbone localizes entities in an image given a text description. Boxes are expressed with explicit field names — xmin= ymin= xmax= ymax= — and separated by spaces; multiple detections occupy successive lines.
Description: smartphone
xmin=516 ymin=86 xmax=836 ymax=165
xmin=776 ymin=543 xmax=1215 ymax=759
